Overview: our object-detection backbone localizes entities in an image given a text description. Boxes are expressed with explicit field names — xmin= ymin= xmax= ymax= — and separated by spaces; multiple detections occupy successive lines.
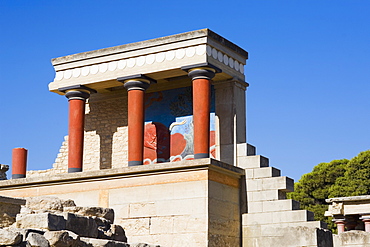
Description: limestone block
xmin=63 ymin=206 xmax=114 ymax=223
xmin=155 ymin=198 xmax=207 ymax=216
xmin=237 ymin=155 xmax=269 ymax=169
xmin=243 ymin=226 xmax=332 ymax=247
xmin=116 ymin=218 xmax=150 ymax=237
xmin=247 ymin=190 xmax=285 ymax=202
xmin=209 ymin=198 xmax=239 ymax=219
xmin=209 ymin=234 xmax=240 ymax=247
xmin=80 ymin=237 xmax=129 ymax=247
xmin=26 ymin=232 xmax=49 ymax=247
xmin=209 ymin=217 xmax=240 ymax=237
xmin=262 ymin=199 xmax=300 ymax=212
xmin=128 ymin=203 xmax=156 ymax=218
xmin=209 ymin=180 xmax=239 ymax=202
xmin=43 ymin=230 xmax=79 ymax=247
xmin=0 ymin=196 xmax=26 ymax=228
xmin=272 ymin=210 xmax=314 ymax=224
xmin=246 ymin=179 xmax=263 ymax=191
xmin=0 ymin=228 xmax=22 ymax=245
xmin=26 ymin=197 xmax=76 ymax=213
xmin=149 ymin=216 xmax=174 ymax=234
xmin=16 ymin=213 xmax=66 ymax=231
xmin=334 ymin=231 xmax=370 ymax=246
xmin=65 ymin=213 xmax=98 ymax=238
xmin=261 ymin=176 xmax=294 ymax=192
xmin=247 ymin=201 xmax=263 ymax=213
xmin=172 ymin=215 xmax=207 ymax=234
xmin=242 ymin=212 xmax=274 ymax=225
xmin=251 ymin=167 xmax=281 ymax=179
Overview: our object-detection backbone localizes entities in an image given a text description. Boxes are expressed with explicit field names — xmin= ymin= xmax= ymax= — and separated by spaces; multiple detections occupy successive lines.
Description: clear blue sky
xmin=1 ymin=0 xmax=369 ymax=181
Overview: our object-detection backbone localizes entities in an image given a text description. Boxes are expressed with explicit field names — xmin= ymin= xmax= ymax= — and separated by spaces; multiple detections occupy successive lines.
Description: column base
xmin=194 ymin=153 xmax=209 ymax=159
xmin=68 ymin=168 xmax=82 ymax=173
xmin=12 ymin=174 xmax=26 ymax=179
xmin=128 ymin=161 xmax=143 ymax=166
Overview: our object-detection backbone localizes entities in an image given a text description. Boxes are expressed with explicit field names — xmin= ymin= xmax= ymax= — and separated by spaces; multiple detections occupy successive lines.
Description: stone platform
xmin=0 ymin=159 xmax=244 ymax=246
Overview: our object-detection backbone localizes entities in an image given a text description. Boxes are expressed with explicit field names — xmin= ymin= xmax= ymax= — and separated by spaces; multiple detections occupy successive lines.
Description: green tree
xmin=288 ymin=150 xmax=370 ymax=231
xmin=288 ymin=159 xmax=348 ymax=230
xmin=329 ymin=150 xmax=370 ymax=197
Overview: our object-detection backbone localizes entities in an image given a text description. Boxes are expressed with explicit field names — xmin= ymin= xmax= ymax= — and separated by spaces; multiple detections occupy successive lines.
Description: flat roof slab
xmin=49 ymin=29 xmax=248 ymax=95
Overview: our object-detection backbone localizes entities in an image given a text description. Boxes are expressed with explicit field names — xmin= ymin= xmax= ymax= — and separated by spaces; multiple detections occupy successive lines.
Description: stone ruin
xmin=0 ymin=195 xmax=158 ymax=247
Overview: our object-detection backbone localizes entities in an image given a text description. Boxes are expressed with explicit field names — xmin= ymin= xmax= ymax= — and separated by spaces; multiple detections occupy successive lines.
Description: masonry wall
xmin=1 ymin=159 xmax=244 ymax=247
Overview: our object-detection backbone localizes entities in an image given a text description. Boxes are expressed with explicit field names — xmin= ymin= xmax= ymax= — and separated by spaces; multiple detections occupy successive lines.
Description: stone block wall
xmin=333 ymin=231 xmax=370 ymax=246
xmin=239 ymin=145 xmax=330 ymax=246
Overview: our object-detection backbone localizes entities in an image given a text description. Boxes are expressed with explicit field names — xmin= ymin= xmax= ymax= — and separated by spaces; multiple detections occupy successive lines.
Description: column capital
xmin=182 ymin=63 xmax=221 ymax=81
xmin=117 ymin=74 xmax=156 ymax=91
xmin=58 ymin=85 xmax=97 ymax=101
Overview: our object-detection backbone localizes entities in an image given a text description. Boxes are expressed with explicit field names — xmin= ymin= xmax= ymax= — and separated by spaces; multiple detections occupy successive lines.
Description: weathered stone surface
xmin=0 ymin=196 xmax=26 ymax=228
xmin=105 ymin=225 xmax=127 ymax=242
xmin=26 ymin=197 xmax=76 ymax=212
xmin=0 ymin=164 xmax=9 ymax=180
xmin=16 ymin=213 xmax=66 ymax=231
xmin=80 ymin=237 xmax=129 ymax=247
xmin=64 ymin=207 xmax=114 ymax=223
xmin=0 ymin=228 xmax=22 ymax=245
xmin=26 ymin=232 xmax=50 ymax=247
xmin=65 ymin=213 xmax=98 ymax=238
xmin=44 ymin=230 xmax=79 ymax=247
xmin=129 ymin=244 xmax=160 ymax=247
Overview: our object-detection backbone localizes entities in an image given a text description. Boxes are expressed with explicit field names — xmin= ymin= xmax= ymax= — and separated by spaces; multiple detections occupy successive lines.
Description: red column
xmin=193 ymin=78 xmax=211 ymax=158
xmin=67 ymin=96 xmax=86 ymax=172
xmin=127 ymin=89 xmax=146 ymax=166
xmin=361 ymin=216 xmax=370 ymax=232
xmin=185 ymin=66 xmax=219 ymax=159
xmin=59 ymin=86 xmax=96 ymax=173
xmin=12 ymin=148 xmax=27 ymax=179
xmin=334 ymin=219 xmax=346 ymax=233
xmin=118 ymin=75 xmax=154 ymax=166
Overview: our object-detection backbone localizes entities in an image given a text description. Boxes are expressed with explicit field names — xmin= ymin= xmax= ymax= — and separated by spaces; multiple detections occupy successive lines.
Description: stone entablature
xmin=49 ymin=29 xmax=248 ymax=95
xmin=325 ymin=195 xmax=370 ymax=233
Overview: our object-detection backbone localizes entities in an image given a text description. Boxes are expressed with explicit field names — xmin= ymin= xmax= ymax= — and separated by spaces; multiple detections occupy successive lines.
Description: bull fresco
xmin=143 ymin=86 xmax=215 ymax=165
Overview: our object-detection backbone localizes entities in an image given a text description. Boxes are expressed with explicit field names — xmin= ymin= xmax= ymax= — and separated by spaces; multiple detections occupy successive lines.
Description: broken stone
xmin=80 ymin=237 xmax=129 ymax=247
xmin=63 ymin=207 xmax=114 ymax=223
xmin=105 ymin=225 xmax=127 ymax=242
xmin=129 ymin=244 xmax=160 ymax=247
xmin=44 ymin=230 xmax=81 ymax=247
xmin=26 ymin=197 xmax=76 ymax=213
xmin=16 ymin=213 xmax=66 ymax=231
xmin=0 ymin=228 xmax=22 ymax=245
xmin=26 ymin=232 xmax=49 ymax=247
xmin=65 ymin=213 xmax=98 ymax=238
xmin=0 ymin=164 xmax=9 ymax=180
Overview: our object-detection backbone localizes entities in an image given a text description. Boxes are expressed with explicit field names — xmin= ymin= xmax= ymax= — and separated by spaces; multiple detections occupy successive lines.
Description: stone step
xmin=248 ymin=199 xmax=301 ymax=213
xmin=245 ymin=167 xmax=281 ymax=179
xmin=243 ymin=210 xmax=315 ymax=226
xmin=246 ymin=176 xmax=294 ymax=193
xmin=247 ymin=190 xmax=287 ymax=202
xmin=247 ymin=144 xmax=256 ymax=156
xmin=238 ymin=155 xmax=269 ymax=169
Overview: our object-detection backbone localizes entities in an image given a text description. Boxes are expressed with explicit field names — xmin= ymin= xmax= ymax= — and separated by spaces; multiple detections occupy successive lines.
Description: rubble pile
xmin=0 ymin=196 xmax=159 ymax=247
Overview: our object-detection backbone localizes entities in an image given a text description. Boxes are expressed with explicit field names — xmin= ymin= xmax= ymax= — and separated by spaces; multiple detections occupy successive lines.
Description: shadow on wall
xmin=85 ymin=92 xmax=128 ymax=170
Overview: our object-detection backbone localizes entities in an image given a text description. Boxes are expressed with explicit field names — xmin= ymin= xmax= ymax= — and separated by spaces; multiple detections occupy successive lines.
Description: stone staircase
xmin=239 ymin=144 xmax=329 ymax=246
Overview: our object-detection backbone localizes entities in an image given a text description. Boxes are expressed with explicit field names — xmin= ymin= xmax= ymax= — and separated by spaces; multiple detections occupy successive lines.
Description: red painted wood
xmin=12 ymin=148 xmax=27 ymax=176
xmin=68 ymin=99 xmax=85 ymax=170
xmin=192 ymin=78 xmax=211 ymax=157
xmin=128 ymin=90 xmax=145 ymax=163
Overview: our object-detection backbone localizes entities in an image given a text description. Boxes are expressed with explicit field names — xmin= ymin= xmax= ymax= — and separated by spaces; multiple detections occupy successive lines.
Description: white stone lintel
xmin=49 ymin=29 xmax=248 ymax=95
